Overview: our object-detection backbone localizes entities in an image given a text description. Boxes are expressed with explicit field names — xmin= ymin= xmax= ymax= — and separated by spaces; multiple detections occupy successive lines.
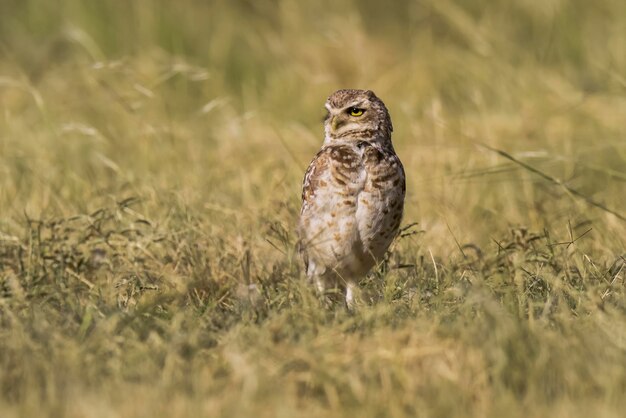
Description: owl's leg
xmin=314 ymin=277 xmax=326 ymax=294
xmin=306 ymin=260 xmax=326 ymax=293
xmin=306 ymin=260 xmax=333 ymax=306
xmin=345 ymin=281 xmax=359 ymax=310
xmin=314 ymin=276 xmax=341 ymax=309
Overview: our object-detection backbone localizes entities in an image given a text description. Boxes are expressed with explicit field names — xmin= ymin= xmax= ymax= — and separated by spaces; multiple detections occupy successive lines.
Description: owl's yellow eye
xmin=348 ymin=107 xmax=364 ymax=117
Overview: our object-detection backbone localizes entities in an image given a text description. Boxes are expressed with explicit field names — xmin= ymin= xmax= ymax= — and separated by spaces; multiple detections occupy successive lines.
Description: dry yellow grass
xmin=0 ymin=1 xmax=625 ymax=417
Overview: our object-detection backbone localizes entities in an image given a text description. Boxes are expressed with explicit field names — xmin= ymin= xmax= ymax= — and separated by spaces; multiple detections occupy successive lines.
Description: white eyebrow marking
xmin=347 ymin=101 xmax=366 ymax=109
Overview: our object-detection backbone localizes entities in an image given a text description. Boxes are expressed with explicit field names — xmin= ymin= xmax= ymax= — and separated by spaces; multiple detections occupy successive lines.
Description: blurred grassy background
xmin=0 ymin=0 xmax=625 ymax=417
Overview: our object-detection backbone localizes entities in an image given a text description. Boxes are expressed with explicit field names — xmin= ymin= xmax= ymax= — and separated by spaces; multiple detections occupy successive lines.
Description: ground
xmin=0 ymin=1 xmax=625 ymax=417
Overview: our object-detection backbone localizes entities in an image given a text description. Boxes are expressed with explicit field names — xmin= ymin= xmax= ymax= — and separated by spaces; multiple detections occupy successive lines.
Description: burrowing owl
xmin=299 ymin=89 xmax=405 ymax=306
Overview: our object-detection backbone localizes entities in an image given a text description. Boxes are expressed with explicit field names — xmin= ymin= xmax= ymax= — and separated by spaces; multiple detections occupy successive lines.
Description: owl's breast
xmin=356 ymin=143 xmax=406 ymax=259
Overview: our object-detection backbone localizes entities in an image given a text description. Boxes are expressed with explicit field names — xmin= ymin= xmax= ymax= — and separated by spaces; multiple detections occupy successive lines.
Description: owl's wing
xmin=299 ymin=149 xmax=332 ymax=274
xmin=300 ymin=148 xmax=330 ymax=215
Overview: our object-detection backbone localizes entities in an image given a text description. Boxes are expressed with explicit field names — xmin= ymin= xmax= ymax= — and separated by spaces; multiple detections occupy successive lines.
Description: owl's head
xmin=323 ymin=89 xmax=393 ymax=142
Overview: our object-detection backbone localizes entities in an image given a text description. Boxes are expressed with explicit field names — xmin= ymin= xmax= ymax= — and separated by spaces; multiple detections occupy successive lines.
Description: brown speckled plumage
xmin=299 ymin=89 xmax=405 ymax=306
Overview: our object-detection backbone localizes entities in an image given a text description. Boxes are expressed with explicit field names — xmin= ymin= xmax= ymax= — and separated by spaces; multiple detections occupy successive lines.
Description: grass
xmin=0 ymin=0 xmax=625 ymax=416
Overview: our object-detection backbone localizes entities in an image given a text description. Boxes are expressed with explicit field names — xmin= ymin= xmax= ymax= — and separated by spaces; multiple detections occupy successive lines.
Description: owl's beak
xmin=330 ymin=115 xmax=344 ymax=131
